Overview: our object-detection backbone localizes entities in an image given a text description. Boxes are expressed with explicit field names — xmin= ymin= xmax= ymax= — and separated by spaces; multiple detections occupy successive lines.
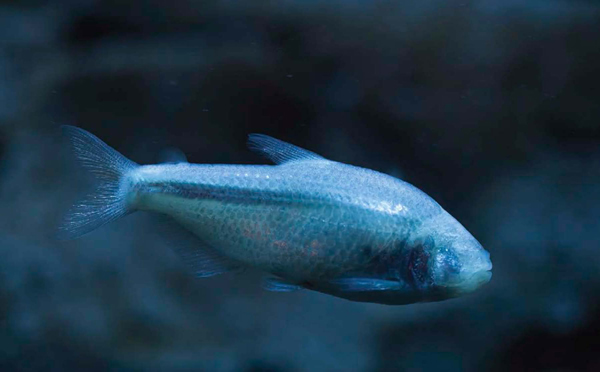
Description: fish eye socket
xmin=446 ymin=249 xmax=461 ymax=270
xmin=432 ymin=248 xmax=462 ymax=286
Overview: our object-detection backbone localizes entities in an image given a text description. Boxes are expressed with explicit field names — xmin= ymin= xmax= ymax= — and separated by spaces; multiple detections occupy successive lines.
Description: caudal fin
xmin=58 ymin=126 xmax=139 ymax=240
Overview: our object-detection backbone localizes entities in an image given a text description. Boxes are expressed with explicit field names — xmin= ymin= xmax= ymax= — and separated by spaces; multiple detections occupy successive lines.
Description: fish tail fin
xmin=58 ymin=125 xmax=139 ymax=240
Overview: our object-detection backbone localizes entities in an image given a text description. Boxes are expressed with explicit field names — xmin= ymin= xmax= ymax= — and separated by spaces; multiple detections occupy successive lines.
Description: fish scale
xmin=134 ymin=164 xmax=403 ymax=280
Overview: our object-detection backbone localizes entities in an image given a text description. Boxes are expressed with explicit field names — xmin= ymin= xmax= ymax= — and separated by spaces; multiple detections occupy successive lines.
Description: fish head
xmin=406 ymin=213 xmax=492 ymax=300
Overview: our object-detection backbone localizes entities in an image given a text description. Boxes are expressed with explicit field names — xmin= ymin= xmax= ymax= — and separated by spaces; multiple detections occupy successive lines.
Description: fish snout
xmin=431 ymin=245 xmax=492 ymax=295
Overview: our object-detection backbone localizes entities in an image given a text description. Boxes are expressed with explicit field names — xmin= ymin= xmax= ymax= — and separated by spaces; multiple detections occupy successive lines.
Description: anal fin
xmin=174 ymin=239 xmax=241 ymax=278
xmin=154 ymin=215 xmax=242 ymax=277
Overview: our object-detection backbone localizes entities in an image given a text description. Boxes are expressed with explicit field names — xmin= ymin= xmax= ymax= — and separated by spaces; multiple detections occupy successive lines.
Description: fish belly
xmin=144 ymin=193 xmax=392 ymax=281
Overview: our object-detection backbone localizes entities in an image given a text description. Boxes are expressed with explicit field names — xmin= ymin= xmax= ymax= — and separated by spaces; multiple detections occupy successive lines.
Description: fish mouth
xmin=442 ymin=268 xmax=492 ymax=294
xmin=432 ymin=249 xmax=493 ymax=293
xmin=464 ymin=269 xmax=492 ymax=287
xmin=456 ymin=252 xmax=493 ymax=291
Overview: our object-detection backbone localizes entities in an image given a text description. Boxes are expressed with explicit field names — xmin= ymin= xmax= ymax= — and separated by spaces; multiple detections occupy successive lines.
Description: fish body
xmin=60 ymin=127 xmax=492 ymax=305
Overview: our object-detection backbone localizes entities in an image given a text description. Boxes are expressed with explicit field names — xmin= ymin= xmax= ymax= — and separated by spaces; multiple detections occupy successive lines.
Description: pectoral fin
xmin=262 ymin=277 xmax=304 ymax=292
xmin=328 ymin=278 xmax=403 ymax=292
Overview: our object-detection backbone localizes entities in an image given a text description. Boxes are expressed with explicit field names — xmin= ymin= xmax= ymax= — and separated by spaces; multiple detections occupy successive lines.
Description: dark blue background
xmin=1 ymin=1 xmax=599 ymax=371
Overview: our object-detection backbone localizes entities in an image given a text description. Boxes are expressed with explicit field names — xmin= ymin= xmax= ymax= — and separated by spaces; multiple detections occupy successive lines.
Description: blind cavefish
xmin=60 ymin=126 xmax=492 ymax=305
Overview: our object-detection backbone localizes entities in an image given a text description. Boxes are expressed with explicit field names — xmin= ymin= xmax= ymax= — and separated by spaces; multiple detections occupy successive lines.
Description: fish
xmin=59 ymin=126 xmax=492 ymax=305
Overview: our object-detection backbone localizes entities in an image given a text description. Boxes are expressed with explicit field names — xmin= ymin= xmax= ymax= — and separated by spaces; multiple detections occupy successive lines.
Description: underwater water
xmin=1 ymin=0 xmax=600 ymax=371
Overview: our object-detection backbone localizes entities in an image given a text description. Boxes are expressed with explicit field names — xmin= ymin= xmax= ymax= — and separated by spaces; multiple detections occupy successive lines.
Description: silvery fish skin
xmin=60 ymin=127 xmax=492 ymax=305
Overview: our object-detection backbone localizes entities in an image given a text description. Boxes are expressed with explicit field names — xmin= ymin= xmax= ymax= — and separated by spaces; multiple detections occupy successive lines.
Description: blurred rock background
xmin=1 ymin=0 xmax=599 ymax=371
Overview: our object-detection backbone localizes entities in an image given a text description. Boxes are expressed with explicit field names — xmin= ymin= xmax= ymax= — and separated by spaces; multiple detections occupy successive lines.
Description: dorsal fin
xmin=247 ymin=134 xmax=326 ymax=165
